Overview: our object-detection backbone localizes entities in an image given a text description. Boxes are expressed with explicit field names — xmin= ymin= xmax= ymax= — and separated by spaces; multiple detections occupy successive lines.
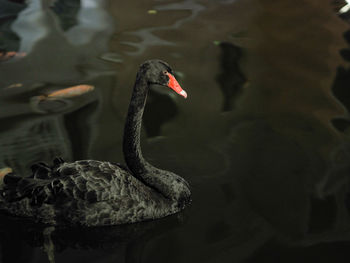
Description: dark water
xmin=1 ymin=0 xmax=350 ymax=262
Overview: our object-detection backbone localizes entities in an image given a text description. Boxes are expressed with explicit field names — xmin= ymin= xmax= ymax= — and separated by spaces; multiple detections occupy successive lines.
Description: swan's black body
xmin=0 ymin=60 xmax=191 ymax=226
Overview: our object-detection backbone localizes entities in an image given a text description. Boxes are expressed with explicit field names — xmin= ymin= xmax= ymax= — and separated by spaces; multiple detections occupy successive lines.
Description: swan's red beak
xmin=166 ymin=72 xmax=187 ymax=99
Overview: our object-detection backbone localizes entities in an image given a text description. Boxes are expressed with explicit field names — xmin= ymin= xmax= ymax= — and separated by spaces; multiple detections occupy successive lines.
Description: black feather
xmin=53 ymin=157 xmax=65 ymax=167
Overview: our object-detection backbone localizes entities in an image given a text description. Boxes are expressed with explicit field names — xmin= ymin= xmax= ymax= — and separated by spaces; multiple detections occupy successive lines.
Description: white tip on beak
xmin=180 ymin=90 xmax=187 ymax=99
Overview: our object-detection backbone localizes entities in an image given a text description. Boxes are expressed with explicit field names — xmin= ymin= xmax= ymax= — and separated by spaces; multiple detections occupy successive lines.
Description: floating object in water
xmin=0 ymin=60 xmax=191 ymax=226
xmin=100 ymin=52 xmax=123 ymax=63
xmin=46 ymin=85 xmax=95 ymax=99
xmin=0 ymin=51 xmax=26 ymax=61
xmin=147 ymin=9 xmax=157 ymax=14
xmin=5 ymin=83 xmax=23 ymax=89
xmin=340 ymin=0 xmax=350 ymax=13
xmin=0 ymin=168 xmax=13 ymax=181
xmin=29 ymin=85 xmax=94 ymax=114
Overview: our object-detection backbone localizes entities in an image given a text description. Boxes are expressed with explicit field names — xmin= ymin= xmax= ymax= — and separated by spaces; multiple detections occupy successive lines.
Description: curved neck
xmin=122 ymin=70 xmax=190 ymax=204
xmin=123 ymin=74 xmax=150 ymax=175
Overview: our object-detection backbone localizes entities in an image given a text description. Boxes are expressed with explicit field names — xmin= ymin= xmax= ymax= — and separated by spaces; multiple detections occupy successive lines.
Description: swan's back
xmin=0 ymin=159 xmax=175 ymax=226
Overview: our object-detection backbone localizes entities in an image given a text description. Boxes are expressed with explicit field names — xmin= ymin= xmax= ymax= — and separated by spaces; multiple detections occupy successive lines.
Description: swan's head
xmin=141 ymin=59 xmax=187 ymax=99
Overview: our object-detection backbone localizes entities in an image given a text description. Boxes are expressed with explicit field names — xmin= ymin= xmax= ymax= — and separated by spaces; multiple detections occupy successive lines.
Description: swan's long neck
xmin=123 ymin=74 xmax=149 ymax=175
xmin=123 ymin=72 xmax=190 ymax=204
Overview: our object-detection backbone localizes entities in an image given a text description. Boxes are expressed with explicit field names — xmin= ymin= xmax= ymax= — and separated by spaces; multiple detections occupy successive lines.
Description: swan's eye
xmin=163 ymin=70 xmax=168 ymax=75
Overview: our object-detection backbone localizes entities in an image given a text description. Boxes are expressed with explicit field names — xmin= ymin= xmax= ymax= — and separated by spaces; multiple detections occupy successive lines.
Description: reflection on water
xmin=143 ymin=89 xmax=178 ymax=137
xmin=119 ymin=0 xmax=205 ymax=55
xmin=0 ymin=0 xmax=113 ymax=178
xmin=1 ymin=0 xmax=350 ymax=262
xmin=0 ymin=212 xmax=183 ymax=263
xmin=0 ymin=0 xmax=25 ymax=52
xmin=332 ymin=17 xmax=350 ymax=132
xmin=216 ymin=42 xmax=246 ymax=111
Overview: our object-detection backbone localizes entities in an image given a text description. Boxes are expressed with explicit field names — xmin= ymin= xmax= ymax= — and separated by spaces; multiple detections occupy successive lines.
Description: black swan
xmin=0 ymin=60 xmax=191 ymax=226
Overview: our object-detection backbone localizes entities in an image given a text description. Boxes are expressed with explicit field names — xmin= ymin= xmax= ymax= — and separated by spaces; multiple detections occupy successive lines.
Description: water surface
xmin=1 ymin=0 xmax=350 ymax=262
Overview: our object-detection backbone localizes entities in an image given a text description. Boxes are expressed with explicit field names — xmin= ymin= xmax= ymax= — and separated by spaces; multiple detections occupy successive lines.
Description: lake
xmin=1 ymin=0 xmax=350 ymax=262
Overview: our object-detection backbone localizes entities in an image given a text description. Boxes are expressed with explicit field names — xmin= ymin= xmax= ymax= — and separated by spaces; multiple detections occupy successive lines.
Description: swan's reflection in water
xmin=0 ymin=211 xmax=186 ymax=263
